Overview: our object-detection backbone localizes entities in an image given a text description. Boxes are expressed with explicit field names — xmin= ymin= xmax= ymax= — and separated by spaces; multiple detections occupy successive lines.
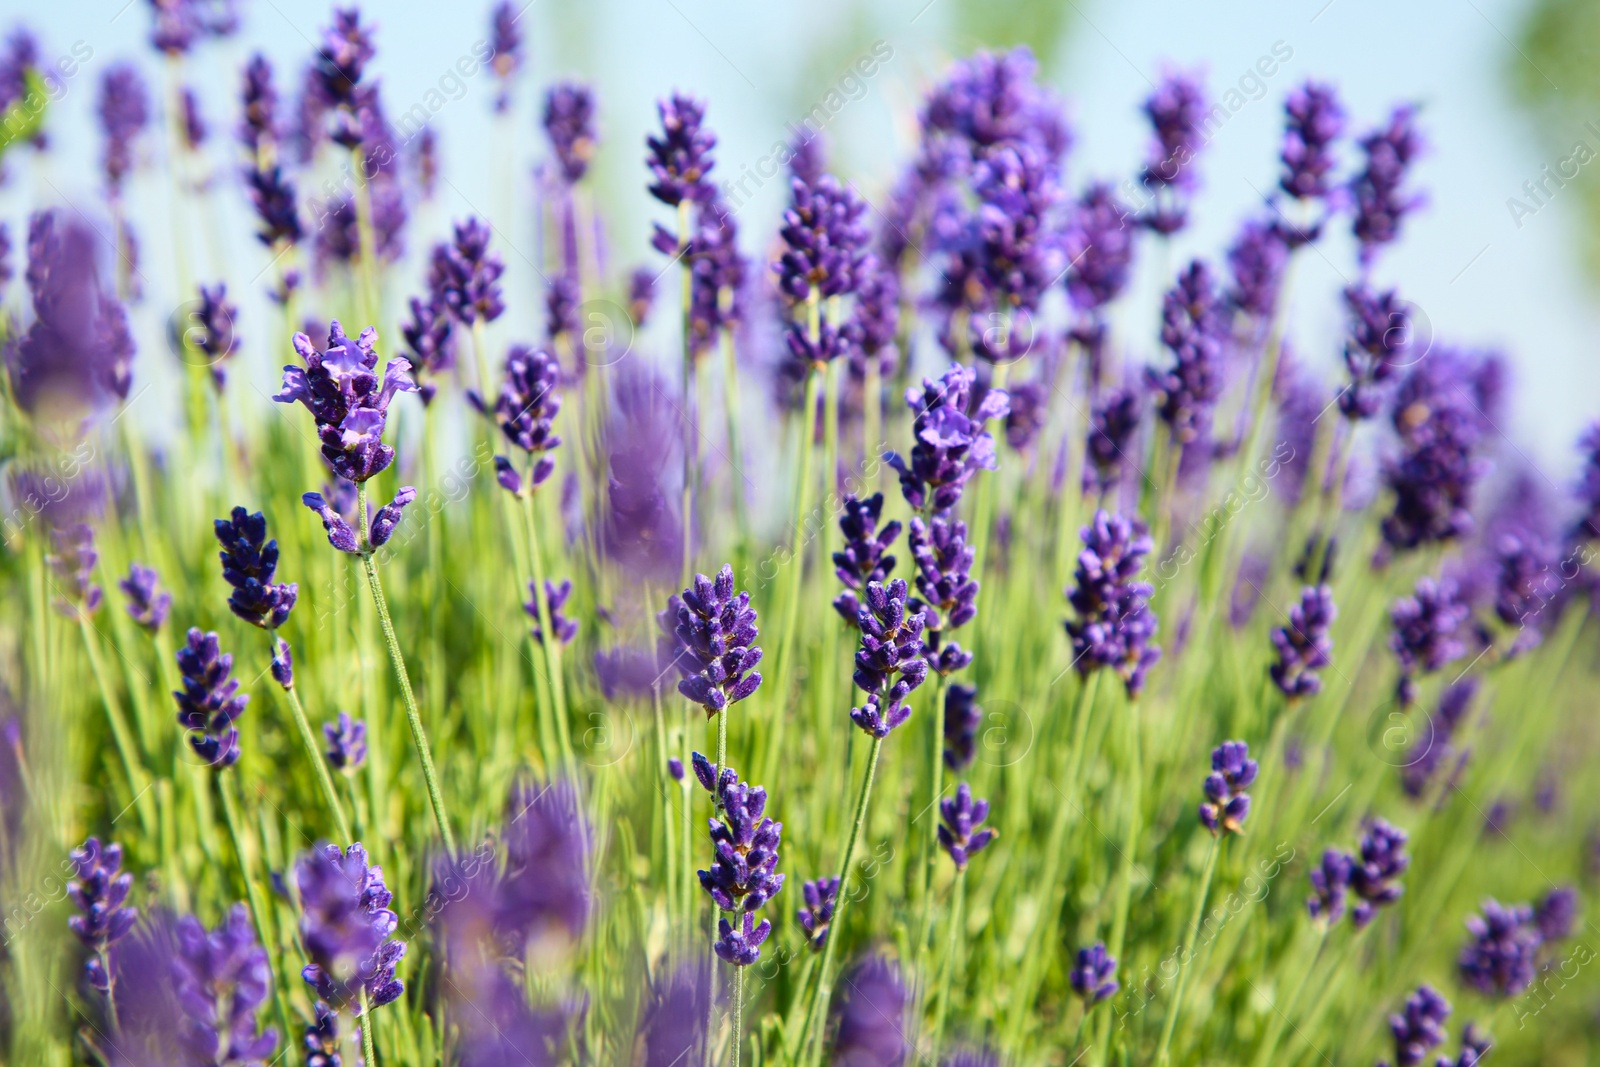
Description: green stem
xmin=523 ymin=485 xmax=576 ymax=781
xmin=1106 ymin=695 xmax=1143 ymax=971
xmin=930 ymin=869 xmax=966 ymax=1063
xmin=279 ymin=663 xmax=353 ymax=844
xmin=721 ymin=326 xmax=749 ymax=554
xmin=77 ymin=617 xmax=155 ymax=836
xmin=679 ymin=199 xmax=695 ymax=589
xmin=802 ymin=733 xmax=884 ymax=1067
xmin=733 ymin=963 xmax=746 ymax=1067
xmin=217 ymin=771 xmax=294 ymax=1055
xmin=1249 ymin=925 xmax=1328 ymax=1067
xmin=358 ymin=486 xmax=456 ymax=852
xmin=915 ymin=673 xmax=949 ymax=964
xmin=361 ymin=991 xmax=380 ymax=1067
xmin=1155 ymin=836 xmax=1221 ymax=1067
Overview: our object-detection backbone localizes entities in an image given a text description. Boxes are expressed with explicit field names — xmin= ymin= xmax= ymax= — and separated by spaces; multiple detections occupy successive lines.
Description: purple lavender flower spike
xmin=714 ymin=912 xmax=772 ymax=967
xmin=1534 ymin=886 xmax=1578 ymax=942
xmin=1198 ymin=740 xmax=1256 ymax=836
xmin=1069 ymin=942 xmax=1119 ymax=1006
xmin=1085 ymin=387 xmax=1143 ymax=495
xmin=1279 ymin=81 xmax=1344 ymax=226
xmin=1147 ymin=260 xmax=1225 ymax=447
xmin=1352 ymin=105 xmax=1424 ymax=266
xmin=474 ymin=345 xmax=562 ymax=495
xmin=1337 ymin=285 xmax=1410 ymax=420
xmin=887 ymin=364 xmax=1010 ymax=515
xmin=909 ymin=516 xmax=979 ymax=634
xmin=850 ymin=579 xmax=928 ymax=738
xmin=629 ymin=267 xmax=657 ymax=329
xmin=247 ymin=165 xmax=303 ymax=248
xmin=191 ymin=282 xmax=239 ymax=388
xmin=1457 ymin=899 xmax=1540 ymax=997
xmin=943 ymin=682 xmax=981 ymax=772
xmin=297 ymin=841 xmax=405 ymax=1015
xmin=98 ymin=64 xmax=149 ymax=196
xmin=47 ymin=524 xmax=102 ymax=618
xmin=275 ymin=320 xmax=417 ymax=484
xmin=171 ymin=904 xmax=280 ymax=1065
xmin=400 ymin=294 xmax=454 ymax=406
xmin=1064 ymin=183 xmax=1135 ymax=314
xmin=1571 ymin=423 xmax=1600 ymax=543
xmin=1306 ymin=848 xmax=1353 ymax=923
xmin=368 ymin=486 xmax=416 ymax=548
xmin=120 ymin=564 xmax=171 ymax=633
xmin=240 ymin=53 xmax=278 ymax=158
xmin=937 ymin=782 xmax=996 ymax=870
xmin=833 ymin=493 xmax=901 ymax=626
xmin=1381 ymin=985 xmax=1450 ymax=1067
xmin=685 ymin=198 xmax=748 ymax=358
xmin=1389 ymin=576 xmax=1469 ymax=707
xmin=1064 ymin=510 xmax=1161 ymax=697
xmin=271 ymin=638 xmax=294 ymax=690
xmin=314 ymin=7 xmax=376 ymax=145
xmin=1226 ymin=219 xmax=1291 ymax=321
xmin=690 ymin=751 xmax=738 ymax=799
xmin=776 ymin=175 xmax=870 ymax=315
xmin=1380 ymin=350 xmax=1491 ymax=554
xmin=430 ymin=218 xmax=505 ymax=326
xmin=324 ymin=712 xmax=367 ymax=771
xmin=663 ymin=565 xmax=763 ymax=718
xmin=488 ymin=1 xmax=524 ymax=112
xmin=697 ymin=767 xmax=783 ymax=965
xmin=830 ymin=954 xmax=909 ymax=1067
xmin=788 ymin=128 xmax=827 ymax=185
xmin=500 ymin=778 xmax=591 ymax=946
xmin=215 ymin=507 xmax=298 ymax=630
xmin=68 ymin=837 xmax=137 ymax=993
xmin=302 ymin=492 xmax=360 ymax=554
xmin=1439 ymin=1026 xmax=1494 ymax=1067
xmin=647 ymin=93 xmax=717 ymax=207
xmin=1350 ymin=819 xmax=1409 ymax=928
xmin=636 ymin=958 xmax=713 ymax=1067
xmin=1269 ymin=585 xmax=1336 ymax=699
xmin=544 ymin=82 xmax=597 ymax=183
xmin=797 ymin=876 xmax=839 ymax=951
xmin=526 ymin=579 xmax=579 ymax=646
xmin=304 ymin=1003 xmax=342 ymax=1067
xmin=173 ymin=628 xmax=249 ymax=768
xmin=1139 ymin=70 xmax=1208 ymax=235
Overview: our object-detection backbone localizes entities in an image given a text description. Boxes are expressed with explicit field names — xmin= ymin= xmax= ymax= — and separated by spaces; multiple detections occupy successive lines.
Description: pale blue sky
xmin=9 ymin=0 xmax=1596 ymax=488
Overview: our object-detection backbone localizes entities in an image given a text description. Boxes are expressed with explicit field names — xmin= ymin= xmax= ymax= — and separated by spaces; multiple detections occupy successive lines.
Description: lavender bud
xmin=323 ymin=712 xmax=367 ymax=771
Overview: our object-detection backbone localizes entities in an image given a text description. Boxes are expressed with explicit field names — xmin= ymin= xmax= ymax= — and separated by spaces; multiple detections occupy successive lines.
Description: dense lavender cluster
xmin=275 ymin=320 xmax=418 ymax=484
xmin=214 ymin=507 xmax=298 ymax=630
xmin=1064 ymin=510 xmax=1160 ymax=696
xmin=694 ymin=759 xmax=783 ymax=965
xmin=661 ymin=565 xmax=762 ymax=717
xmin=173 ymin=628 xmax=249 ymax=768
xmin=1198 ymin=740 xmax=1256 ymax=836
xmin=68 ymin=837 xmax=137 ymax=994
xmin=477 ymin=345 xmax=563 ymax=495
xmin=1269 ymin=584 xmax=1336 ymax=698
xmin=297 ymin=842 xmax=406 ymax=1016
xmin=888 ymin=364 xmax=1010 ymax=515
xmin=849 ymin=579 xmax=928 ymax=737
xmin=833 ymin=492 xmax=902 ymax=625
xmin=937 ymin=782 xmax=996 ymax=870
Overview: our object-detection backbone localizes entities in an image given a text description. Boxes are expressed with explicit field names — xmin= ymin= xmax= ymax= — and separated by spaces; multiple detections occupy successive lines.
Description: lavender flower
xmin=849 ymin=579 xmax=928 ymax=738
xmin=303 ymin=1004 xmax=342 ymax=1067
xmin=1085 ymin=387 xmax=1143 ymax=495
xmin=937 ymin=782 xmax=996 ymax=870
xmin=526 ymin=579 xmax=579 ymax=646
xmin=543 ymin=82 xmax=596 ymax=183
xmin=1269 ymin=584 xmax=1336 ymax=699
xmin=955 ymin=143 xmax=1061 ymax=361
xmin=488 ymin=1 xmax=524 ymax=112
xmin=830 ymin=955 xmax=909 ymax=1067
xmin=1352 ymin=106 xmax=1424 ymax=265
xmin=473 ymin=345 xmax=562 ymax=496
xmin=46 ymin=523 xmax=102 ymax=618
xmin=1389 ymin=576 xmax=1469 ymax=708
xmin=1069 ymin=942 xmax=1119 ymax=1006
xmin=271 ymin=639 xmax=294 ymax=690
xmin=214 ymin=507 xmax=298 ymax=630
xmin=1572 ymin=423 xmax=1600 ymax=542
xmin=833 ymin=493 xmax=902 ymax=626
xmin=1279 ymin=82 xmax=1345 ymax=208
xmin=98 ymin=64 xmax=149 ymax=195
xmin=1307 ymin=848 xmax=1353 ymax=923
xmin=1225 ymin=219 xmax=1291 ymax=321
xmin=239 ymin=53 xmax=278 ymax=159
xmin=297 ymin=842 xmax=405 ymax=1015
xmin=274 ymin=320 xmax=418 ymax=483
xmin=909 ymin=516 xmax=979 ymax=676
xmin=628 ymin=266 xmax=657 ymax=329
xmin=647 ymin=93 xmax=716 ymax=207
xmin=943 ymin=682 xmax=981 ymax=772
xmin=500 ymin=778 xmax=591 ymax=947
xmin=430 ymin=217 xmax=505 ymax=326
xmin=1064 ymin=510 xmax=1161 ymax=697
xmin=921 ymin=47 xmax=1068 ymax=160
xmin=314 ymin=8 xmax=376 ymax=146
xmin=662 ymin=565 xmax=762 ymax=717
xmin=1438 ymin=1026 xmax=1494 ymax=1067
xmin=170 ymin=904 xmax=279 ymax=1065
xmin=789 ymin=128 xmax=827 ymax=185
xmin=1457 ymin=899 xmax=1540 ymax=997
xmin=887 ymin=364 xmax=1010 ymax=514
xmin=635 ymin=958 xmax=712 ymax=1067
xmin=68 ymin=837 xmax=137 ymax=994
xmin=797 ymin=876 xmax=839 ymax=951
xmin=1534 ymin=886 xmax=1578 ymax=942
xmin=1350 ymin=819 xmax=1409 ymax=928
xmin=1493 ymin=531 xmax=1557 ymax=635
xmin=323 ymin=712 xmax=367 ymax=771
xmin=119 ymin=564 xmax=171 ymax=633
xmin=775 ymin=174 xmax=870 ymax=310
xmin=1064 ymin=183 xmax=1135 ymax=314
xmin=1381 ymin=985 xmax=1450 ymax=1067
xmin=399 ymin=293 xmax=454 ymax=405
xmin=1198 ymin=740 xmax=1256 ymax=836
xmin=247 ymin=165 xmax=303 ymax=248
xmin=601 ymin=365 xmax=684 ymax=584
xmin=697 ymin=764 xmax=783 ymax=965
xmin=1139 ymin=71 xmax=1208 ymax=235
xmin=1147 ymin=260 xmax=1225 ymax=446
xmin=1380 ymin=352 xmax=1490 ymax=553
xmin=174 ymin=628 xmax=249 ymax=768
xmin=301 ymin=487 xmax=416 ymax=555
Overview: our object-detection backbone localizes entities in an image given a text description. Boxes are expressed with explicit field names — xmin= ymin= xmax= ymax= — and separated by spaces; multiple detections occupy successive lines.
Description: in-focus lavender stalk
xmin=68 ymin=837 xmax=137 ymax=1001
xmin=888 ymin=364 xmax=1010 ymax=516
xmin=834 ymin=492 xmax=902 ymax=625
xmin=214 ymin=507 xmax=297 ymax=630
xmin=173 ymin=628 xmax=249 ymax=768
xmin=1064 ymin=510 xmax=1161 ymax=697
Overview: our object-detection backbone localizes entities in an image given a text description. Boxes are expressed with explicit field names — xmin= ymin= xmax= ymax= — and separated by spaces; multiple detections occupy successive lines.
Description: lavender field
xmin=0 ymin=2 xmax=1595 ymax=1065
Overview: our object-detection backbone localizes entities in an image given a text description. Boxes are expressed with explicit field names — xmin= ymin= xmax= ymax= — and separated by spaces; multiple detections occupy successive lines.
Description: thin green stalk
xmin=1155 ymin=836 xmax=1221 ymax=1067
xmin=914 ymin=673 xmax=949 ymax=964
xmin=733 ymin=963 xmax=746 ymax=1067
xmin=360 ymin=992 xmax=380 ymax=1067
xmin=679 ymin=198 xmax=695 ymax=588
xmin=279 ymin=666 xmax=353 ymax=844
xmin=1106 ymin=695 xmax=1143 ymax=974
xmin=77 ymin=616 xmax=156 ymax=837
xmin=217 ymin=770 xmax=294 ymax=1055
xmin=930 ymin=869 xmax=966 ymax=1062
xmin=523 ymin=482 xmax=576 ymax=781
xmin=358 ymin=486 xmax=456 ymax=852
xmin=721 ymin=325 xmax=749 ymax=553
xmin=1249 ymin=925 xmax=1328 ymax=1067
xmin=801 ymin=733 xmax=884 ymax=1067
